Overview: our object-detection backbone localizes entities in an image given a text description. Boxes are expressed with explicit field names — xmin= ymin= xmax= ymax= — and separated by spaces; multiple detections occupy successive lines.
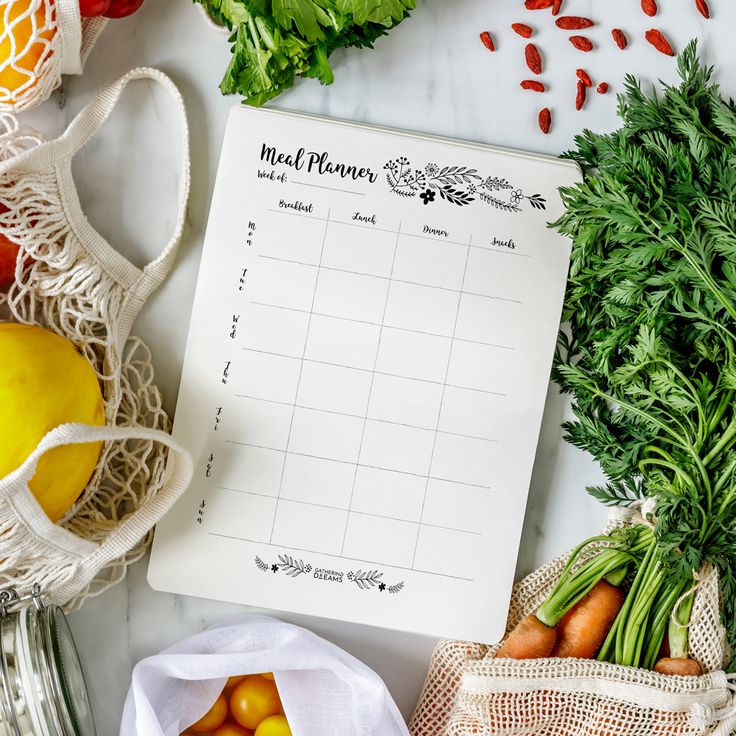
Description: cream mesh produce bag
xmin=410 ymin=509 xmax=736 ymax=736
xmin=0 ymin=68 xmax=193 ymax=609
xmin=0 ymin=0 xmax=106 ymax=112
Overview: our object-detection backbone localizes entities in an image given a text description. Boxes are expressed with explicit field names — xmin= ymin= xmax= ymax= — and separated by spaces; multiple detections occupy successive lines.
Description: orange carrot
xmin=653 ymin=657 xmax=703 ymax=676
xmin=496 ymin=614 xmax=557 ymax=659
xmin=552 ymin=580 xmax=625 ymax=658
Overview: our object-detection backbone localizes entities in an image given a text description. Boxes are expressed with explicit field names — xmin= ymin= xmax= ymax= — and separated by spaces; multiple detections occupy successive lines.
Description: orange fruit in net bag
xmin=0 ymin=0 xmax=57 ymax=101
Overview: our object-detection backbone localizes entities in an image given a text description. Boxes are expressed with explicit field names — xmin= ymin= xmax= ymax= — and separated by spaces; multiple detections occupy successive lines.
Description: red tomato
xmin=104 ymin=0 xmax=145 ymax=18
xmin=0 ymin=234 xmax=20 ymax=288
xmin=229 ymin=677 xmax=282 ymax=730
xmin=79 ymin=0 xmax=112 ymax=16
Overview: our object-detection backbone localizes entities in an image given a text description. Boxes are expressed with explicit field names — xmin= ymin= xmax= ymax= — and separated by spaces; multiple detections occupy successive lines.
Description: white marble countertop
xmin=19 ymin=0 xmax=736 ymax=733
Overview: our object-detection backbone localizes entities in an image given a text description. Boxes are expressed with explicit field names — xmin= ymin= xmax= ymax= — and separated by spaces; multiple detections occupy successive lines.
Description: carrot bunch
xmin=498 ymin=526 xmax=702 ymax=676
xmin=503 ymin=42 xmax=736 ymax=678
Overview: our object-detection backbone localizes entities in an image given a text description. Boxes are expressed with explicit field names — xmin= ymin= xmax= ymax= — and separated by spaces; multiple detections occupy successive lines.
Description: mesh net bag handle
xmin=0 ymin=422 xmax=193 ymax=606
xmin=57 ymin=66 xmax=192 ymax=339
xmin=1 ymin=65 xmax=192 ymax=345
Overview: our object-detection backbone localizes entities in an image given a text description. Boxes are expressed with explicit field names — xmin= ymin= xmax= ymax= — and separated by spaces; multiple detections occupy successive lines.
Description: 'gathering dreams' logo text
xmin=260 ymin=143 xmax=378 ymax=184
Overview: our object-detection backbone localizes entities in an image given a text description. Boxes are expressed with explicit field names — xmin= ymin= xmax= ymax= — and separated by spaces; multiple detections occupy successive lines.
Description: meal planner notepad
xmin=148 ymin=106 xmax=581 ymax=643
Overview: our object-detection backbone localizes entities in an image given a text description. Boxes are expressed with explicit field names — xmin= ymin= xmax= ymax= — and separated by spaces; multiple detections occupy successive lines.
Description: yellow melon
xmin=0 ymin=323 xmax=105 ymax=521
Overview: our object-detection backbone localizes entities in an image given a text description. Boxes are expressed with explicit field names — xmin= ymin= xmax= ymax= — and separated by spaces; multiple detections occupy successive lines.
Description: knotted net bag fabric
xmin=410 ymin=510 xmax=732 ymax=736
xmin=0 ymin=0 xmax=106 ymax=112
xmin=0 ymin=69 xmax=192 ymax=609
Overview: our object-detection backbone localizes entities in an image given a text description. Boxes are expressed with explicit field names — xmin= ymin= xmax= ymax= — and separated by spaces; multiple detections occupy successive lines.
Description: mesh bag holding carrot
xmin=410 ymin=510 xmax=734 ymax=736
xmin=410 ymin=42 xmax=736 ymax=736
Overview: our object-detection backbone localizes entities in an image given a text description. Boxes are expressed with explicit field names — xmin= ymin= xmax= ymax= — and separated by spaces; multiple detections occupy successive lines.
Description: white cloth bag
xmin=120 ymin=614 xmax=410 ymax=736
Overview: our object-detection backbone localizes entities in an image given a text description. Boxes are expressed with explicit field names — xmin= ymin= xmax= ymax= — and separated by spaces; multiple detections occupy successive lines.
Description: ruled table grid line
xmin=208 ymin=532 xmax=474 ymax=582
xmin=222 ymin=203 xmax=511 ymax=581
xmin=232 ymin=393 xmax=499 ymax=444
xmin=250 ymin=299 xmax=516 ymax=350
xmin=257 ymin=253 xmax=524 ymax=305
xmin=218 ymin=486 xmax=482 ymax=537
xmin=340 ymin=221 xmax=402 ymax=556
xmin=223 ymin=439 xmax=493 ymax=490
xmin=238 ymin=346 xmax=507 ymax=397
xmin=411 ymin=233 xmax=473 ymax=569
xmin=268 ymin=208 xmax=331 ymax=544
xmin=265 ymin=207 xmax=532 ymax=257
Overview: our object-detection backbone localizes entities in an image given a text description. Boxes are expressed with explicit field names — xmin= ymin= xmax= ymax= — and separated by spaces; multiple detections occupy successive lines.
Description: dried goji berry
xmin=525 ymin=43 xmax=543 ymax=74
xmin=576 ymin=80 xmax=587 ymax=110
xmin=569 ymin=35 xmax=594 ymax=52
xmin=576 ymin=68 xmax=592 ymax=87
xmin=641 ymin=0 xmax=657 ymax=16
xmin=525 ymin=0 xmax=554 ymax=8
xmin=645 ymin=28 xmax=675 ymax=56
xmin=696 ymin=0 xmax=710 ymax=18
xmin=512 ymin=22 xmax=534 ymax=38
xmin=612 ymin=28 xmax=628 ymax=50
xmin=521 ymin=79 xmax=546 ymax=92
xmin=552 ymin=0 xmax=563 ymax=15
xmin=597 ymin=82 xmax=609 ymax=94
xmin=555 ymin=16 xmax=594 ymax=30
xmin=480 ymin=31 xmax=495 ymax=52
xmin=538 ymin=107 xmax=552 ymax=134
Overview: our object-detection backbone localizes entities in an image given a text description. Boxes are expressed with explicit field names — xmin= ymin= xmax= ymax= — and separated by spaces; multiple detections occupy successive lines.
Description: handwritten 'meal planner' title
xmin=261 ymin=143 xmax=379 ymax=184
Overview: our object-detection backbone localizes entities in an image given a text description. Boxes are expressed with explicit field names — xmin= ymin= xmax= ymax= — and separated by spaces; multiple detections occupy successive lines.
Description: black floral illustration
xmin=278 ymin=555 xmax=312 ymax=577
xmin=384 ymin=158 xmax=547 ymax=211
xmin=419 ymin=189 xmax=436 ymax=205
xmin=526 ymin=193 xmax=547 ymax=210
xmin=255 ymin=555 xmax=404 ymax=594
xmin=348 ymin=570 xmax=383 ymax=589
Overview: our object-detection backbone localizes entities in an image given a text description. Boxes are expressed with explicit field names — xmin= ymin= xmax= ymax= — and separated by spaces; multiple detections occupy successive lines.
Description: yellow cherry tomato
xmin=225 ymin=675 xmax=248 ymax=691
xmin=254 ymin=715 xmax=291 ymax=736
xmin=189 ymin=693 xmax=228 ymax=733
xmin=213 ymin=722 xmax=254 ymax=736
xmin=260 ymin=673 xmax=274 ymax=681
xmin=229 ymin=676 xmax=282 ymax=730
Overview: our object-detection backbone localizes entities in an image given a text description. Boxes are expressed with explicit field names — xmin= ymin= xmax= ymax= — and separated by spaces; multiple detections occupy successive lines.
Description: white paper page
xmin=148 ymin=106 xmax=580 ymax=643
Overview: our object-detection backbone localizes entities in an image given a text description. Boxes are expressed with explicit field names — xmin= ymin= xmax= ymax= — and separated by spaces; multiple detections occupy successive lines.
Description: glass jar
xmin=0 ymin=587 xmax=96 ymax=736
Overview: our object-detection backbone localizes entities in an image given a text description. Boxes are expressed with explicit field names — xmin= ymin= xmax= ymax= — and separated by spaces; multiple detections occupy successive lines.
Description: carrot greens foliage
xmin=553 ymin=42 xmax=736 ymax=667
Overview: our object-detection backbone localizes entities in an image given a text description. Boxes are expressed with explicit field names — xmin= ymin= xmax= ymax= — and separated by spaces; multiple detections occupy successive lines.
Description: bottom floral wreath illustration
xmin=255 ymin=555 xmax=405 ymax=594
